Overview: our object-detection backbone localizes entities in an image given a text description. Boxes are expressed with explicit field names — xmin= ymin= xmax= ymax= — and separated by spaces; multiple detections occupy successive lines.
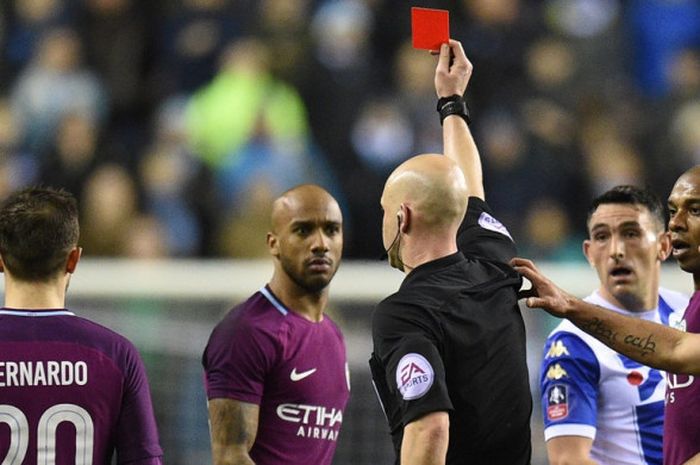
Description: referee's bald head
xmin=382 ymin=154 xmax=468 ymax=231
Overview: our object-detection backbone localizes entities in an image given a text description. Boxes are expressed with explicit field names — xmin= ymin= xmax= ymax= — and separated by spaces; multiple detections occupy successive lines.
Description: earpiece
xmin=397 ymin=206 xmax=405 ymax=226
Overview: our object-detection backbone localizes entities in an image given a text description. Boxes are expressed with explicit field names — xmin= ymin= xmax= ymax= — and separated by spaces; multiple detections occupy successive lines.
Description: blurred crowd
xmin=0 ymin=0 xmax=698 ymax=260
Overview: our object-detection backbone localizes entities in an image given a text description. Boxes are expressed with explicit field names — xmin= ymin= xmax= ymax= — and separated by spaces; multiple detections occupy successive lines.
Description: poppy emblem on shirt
xmin=396 ymin=353 xmax=434 ymax=400
xmin=547 ymin=384 xmax=568 ymax=420
xmin=627 ymin=370 xmax=644 ymax=386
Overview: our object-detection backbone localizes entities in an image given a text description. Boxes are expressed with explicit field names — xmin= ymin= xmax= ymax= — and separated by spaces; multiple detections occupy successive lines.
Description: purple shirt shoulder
xmin=0 ymin=308 xmax=163 ymax=465
xmin=664 ymin=291 xmax=700 ymax=465
xmin=203 ymin=286 xmax=350 ymax=465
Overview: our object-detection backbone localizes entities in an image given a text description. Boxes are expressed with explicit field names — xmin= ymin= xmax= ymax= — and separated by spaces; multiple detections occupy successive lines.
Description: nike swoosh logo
xmin=290 ymin=367 xmax=317 ymax=381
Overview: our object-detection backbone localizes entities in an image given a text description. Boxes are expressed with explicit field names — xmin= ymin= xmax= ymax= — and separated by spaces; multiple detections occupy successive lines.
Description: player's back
xmin=0 ymin=308 xmax=162 ymax=465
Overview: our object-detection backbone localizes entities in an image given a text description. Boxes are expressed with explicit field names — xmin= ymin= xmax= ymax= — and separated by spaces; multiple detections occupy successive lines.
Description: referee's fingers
xmin=436 ymin=43 xmax=450 ymax=74
xmin=449 ymin=39 xmax=471 ymax=75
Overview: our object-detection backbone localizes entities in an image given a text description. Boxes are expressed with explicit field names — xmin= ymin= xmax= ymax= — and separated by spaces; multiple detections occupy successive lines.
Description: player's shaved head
xmin=271 ymin=184 xmax=341 ymax=232
xmin=382 ymin=154 xmax=468 ymax=230
xmin=675 ymin=165 xmax=700 ymax=189
xmin=669 ymin=165 xmax=700 ymax=212
xmin=267 ymin=184 xmax=343 ymax=295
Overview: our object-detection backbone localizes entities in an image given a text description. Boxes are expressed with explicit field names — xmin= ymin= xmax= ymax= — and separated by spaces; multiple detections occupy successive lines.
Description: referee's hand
xmin=435 ymin=39 xmax=472 ymax=98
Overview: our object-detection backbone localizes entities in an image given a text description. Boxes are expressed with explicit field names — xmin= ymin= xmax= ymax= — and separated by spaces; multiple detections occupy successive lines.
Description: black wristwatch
xmin=436 ymin=94 xmax=471 ymax=126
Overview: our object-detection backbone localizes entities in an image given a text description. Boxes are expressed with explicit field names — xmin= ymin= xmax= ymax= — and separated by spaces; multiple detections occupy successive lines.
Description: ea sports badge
xmin=396 ymin=353 xmax=434 ymax=400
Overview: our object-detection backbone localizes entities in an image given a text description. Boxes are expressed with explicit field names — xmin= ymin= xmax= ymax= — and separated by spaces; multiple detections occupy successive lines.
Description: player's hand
xmin=681 ymin=452 xmax=700 ymax=465
xmin=435 ymin=39 xmax=472 ymax=98
xmin=510 ymin=257 xmax=573 ymax=318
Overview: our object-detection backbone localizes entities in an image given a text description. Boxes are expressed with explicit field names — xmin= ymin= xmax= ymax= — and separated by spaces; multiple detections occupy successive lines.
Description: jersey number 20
xmin=0 ymin=404 xmax=94 ymax=465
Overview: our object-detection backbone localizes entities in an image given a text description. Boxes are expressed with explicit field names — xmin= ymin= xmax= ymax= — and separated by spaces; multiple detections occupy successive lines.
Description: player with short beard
xmin=540 ymin=185 xmax=687 ymax=465
xmin=202 ymin=184 xmax=350 ymax=465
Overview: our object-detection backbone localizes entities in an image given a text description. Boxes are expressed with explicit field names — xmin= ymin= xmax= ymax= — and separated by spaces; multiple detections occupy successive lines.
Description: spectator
xmin=10 ymin=27 xmax=107 ymax=151
xmin=80 ymin=163 xmax=138 ymax=256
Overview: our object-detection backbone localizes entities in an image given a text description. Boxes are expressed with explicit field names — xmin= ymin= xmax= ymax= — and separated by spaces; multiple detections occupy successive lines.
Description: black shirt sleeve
xmin=458 ymin=197 xmax=517 ymax=263
xmin=371 ymin=299 xmax=453 ymax=431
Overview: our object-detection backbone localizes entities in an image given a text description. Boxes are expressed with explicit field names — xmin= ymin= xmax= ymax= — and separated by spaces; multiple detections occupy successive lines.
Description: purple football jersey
xmin=664 ymin=291 xmax=700 ymax=465
xmin=0 ymin=308 xmax=163 ymax=465
xmin=203 ymin=286 xmax=350 ymax=465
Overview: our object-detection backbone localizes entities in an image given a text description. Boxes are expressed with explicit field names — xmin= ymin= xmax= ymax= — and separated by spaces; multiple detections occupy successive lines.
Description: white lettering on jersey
xmin=0 ymin=361 xmax=88 ymax=387
xmin=296 ymin=425 xmax=338 ymax=441
xmin=277 ymin=404 xmax=343 ymax=427
xmin=666 ymin=373 xmax=694 ymax=390
xmin=277 ymin=403 xmax=343 ymax=442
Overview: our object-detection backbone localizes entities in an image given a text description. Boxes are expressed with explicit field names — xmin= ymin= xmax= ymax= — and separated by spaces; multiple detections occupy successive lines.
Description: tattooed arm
xmin=208 ymin=398 xmax=259 ymax=465
xmin=512 ymin=257 xmax=700 ymax=375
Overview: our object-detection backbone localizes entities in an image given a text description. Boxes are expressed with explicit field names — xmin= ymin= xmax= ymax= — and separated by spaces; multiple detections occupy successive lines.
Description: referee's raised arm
xmin=435 ymin=40 xmax=483 ymax=201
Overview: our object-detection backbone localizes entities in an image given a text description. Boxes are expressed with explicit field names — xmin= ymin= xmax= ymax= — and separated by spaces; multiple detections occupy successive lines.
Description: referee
xmin=369 ymin=40 xmax=532 ymax=465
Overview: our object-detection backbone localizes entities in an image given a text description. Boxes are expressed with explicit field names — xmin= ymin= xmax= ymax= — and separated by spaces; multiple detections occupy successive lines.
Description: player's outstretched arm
xmin=208 ymin=398 xmax=259 ymax=465
xmin=435 ymin=39 xmax=484 ymax=200
xmin=401 ymin=411 xmax=449 ymax=465
xmin=683 ymin=452 xmax=700 ymax=465
xmin=512 ymin=257 xmax=700 ymax=376
xmin=546 ymin=437 xmax=598 ymax=465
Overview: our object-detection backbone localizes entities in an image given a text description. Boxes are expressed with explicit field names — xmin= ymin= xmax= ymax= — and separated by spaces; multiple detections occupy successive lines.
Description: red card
xmin=411 ymin=7 xmax=449 ymax=51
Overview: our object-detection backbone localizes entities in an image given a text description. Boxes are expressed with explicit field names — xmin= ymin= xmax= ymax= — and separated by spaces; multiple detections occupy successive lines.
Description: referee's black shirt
xmin=370 ymin=197 xmax=532 ymax=465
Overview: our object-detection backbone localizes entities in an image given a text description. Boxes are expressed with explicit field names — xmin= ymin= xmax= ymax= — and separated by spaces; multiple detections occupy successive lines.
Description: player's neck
xmin=598 ymin=287 xmax=657 ymax=313
xmin=268 ymin=277 xmax=327 ymax=322
xmin=3 ymin=277 xmax=67 ymax=310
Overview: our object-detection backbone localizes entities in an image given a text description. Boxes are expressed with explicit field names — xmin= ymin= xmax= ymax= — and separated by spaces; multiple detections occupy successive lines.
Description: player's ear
xmin=66 ymin=246 xmax=82 ymax=274
xmin=582 ymin=239 xmax=594 ymax=267
xmin=267 ymin=232 xmax=280 ymax=258
xmin=0 ymin=254 xmax=4 ymax=274
xmin=658 ymin=230 xmax=672 ymax=261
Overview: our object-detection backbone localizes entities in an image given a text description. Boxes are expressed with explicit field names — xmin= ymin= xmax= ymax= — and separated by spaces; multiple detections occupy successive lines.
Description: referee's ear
xmin=398 ymin=205 xmax=411 ymax=234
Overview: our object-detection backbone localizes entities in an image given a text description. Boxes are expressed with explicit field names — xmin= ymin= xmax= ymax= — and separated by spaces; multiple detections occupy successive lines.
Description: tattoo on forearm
xmin=233 ymin=404 xmax=257 ymax=445
xmin=581 ymin=318 xmax=657 ymax=357
xmin=581 ymin=318 xmax=618 ymax=344
xmin=210 ymin=400 xmax=257 ymax=447
xmin=623 ymin=333 xmax=656 ymax=356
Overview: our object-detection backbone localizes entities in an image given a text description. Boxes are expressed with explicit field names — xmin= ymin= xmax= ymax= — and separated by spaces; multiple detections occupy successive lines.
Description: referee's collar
xmin=406 ymin=251 xmax=464 ymax=278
